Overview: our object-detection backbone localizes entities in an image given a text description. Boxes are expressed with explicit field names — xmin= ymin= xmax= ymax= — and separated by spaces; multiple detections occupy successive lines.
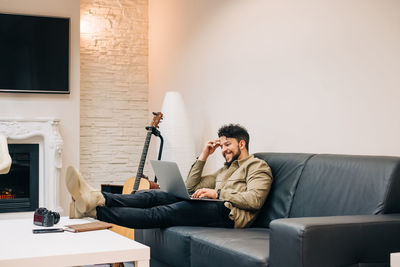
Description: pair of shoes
xmin=66 ymin=166 xmax=105 ymax=217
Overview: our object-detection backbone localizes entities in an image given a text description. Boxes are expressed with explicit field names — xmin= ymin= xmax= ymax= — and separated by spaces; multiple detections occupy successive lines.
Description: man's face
xmin=219 ymin=136 xmax=241 ymax=164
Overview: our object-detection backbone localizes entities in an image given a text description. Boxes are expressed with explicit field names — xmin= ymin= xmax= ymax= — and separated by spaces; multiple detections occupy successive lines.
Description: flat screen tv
xmin=0 ymin=13 xmax=70 ymax=94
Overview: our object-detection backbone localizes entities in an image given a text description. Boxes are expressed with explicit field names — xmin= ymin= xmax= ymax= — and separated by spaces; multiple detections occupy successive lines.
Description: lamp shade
xmin=158 ymin=92 xmax=196 ymax=180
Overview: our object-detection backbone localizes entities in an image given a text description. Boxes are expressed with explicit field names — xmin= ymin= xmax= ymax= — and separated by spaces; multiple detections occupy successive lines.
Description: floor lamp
xmin=158 ymin=92 xmax=196 ymax=179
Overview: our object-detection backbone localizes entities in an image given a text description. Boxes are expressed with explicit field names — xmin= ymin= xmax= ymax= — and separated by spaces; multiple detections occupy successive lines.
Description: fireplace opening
xmin=0 ymin=144 xmax=39 ymax=213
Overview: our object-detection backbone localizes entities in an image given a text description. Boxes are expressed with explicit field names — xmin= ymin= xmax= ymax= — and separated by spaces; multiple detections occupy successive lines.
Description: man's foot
xmin=65 ymin=166 xmax=105 ymax=214
xmin=69 ymin=200 xmax=97 ymax=219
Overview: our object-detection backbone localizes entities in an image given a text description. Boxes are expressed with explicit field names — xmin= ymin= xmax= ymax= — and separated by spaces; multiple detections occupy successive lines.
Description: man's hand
xmin=192 ymin=188 xmax=218 ymax=199
xmin=198 ymin=139 xmax=221 ymax=161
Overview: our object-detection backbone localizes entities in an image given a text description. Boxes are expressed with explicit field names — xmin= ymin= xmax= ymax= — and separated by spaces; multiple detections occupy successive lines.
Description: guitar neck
xmin=133 ymin=129 xmax=153 ymax=190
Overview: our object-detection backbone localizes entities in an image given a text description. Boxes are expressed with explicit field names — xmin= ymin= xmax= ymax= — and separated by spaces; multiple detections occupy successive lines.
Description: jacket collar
xmin=227 ymin=154 xmax=254 ymax=168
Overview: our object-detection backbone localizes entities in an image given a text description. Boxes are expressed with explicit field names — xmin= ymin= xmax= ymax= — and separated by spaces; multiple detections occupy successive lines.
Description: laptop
xmin=150 ymin=160 xmax=224 ymax=202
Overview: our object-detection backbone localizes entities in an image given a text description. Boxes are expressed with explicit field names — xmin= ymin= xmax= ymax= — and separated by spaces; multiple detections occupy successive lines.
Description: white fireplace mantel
xmin=0 ymin=118 xmax=63 ymax=214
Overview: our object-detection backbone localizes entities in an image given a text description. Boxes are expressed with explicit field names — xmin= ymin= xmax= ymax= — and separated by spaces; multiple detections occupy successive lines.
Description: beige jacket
xmin=185 ymin=155 xmax=273 ymax=228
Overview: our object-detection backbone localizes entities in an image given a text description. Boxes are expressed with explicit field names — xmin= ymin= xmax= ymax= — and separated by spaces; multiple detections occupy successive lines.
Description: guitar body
xmin=122 ymin=177 xmax=150 ymax=194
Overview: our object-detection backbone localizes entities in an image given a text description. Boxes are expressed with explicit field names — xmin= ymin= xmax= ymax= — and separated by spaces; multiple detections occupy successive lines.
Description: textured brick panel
xmin=80 ymin=0 xmax=149 ymax=188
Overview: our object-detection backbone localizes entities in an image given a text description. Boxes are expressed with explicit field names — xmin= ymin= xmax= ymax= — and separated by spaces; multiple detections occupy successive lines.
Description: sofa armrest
xmin=269 ymin=214 xmax=400 ymax=267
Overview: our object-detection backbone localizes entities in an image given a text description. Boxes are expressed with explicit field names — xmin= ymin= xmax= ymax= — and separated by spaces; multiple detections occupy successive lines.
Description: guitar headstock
xmin=151 ymin=112 xmax=163 ymax=128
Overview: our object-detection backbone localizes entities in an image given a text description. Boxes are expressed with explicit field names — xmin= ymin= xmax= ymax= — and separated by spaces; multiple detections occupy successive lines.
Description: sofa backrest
xmin=251 ymin=153 xmax=400 ymax=228
xmin=252 ymin=153 xmax=314 ymax=228
xmin=289 ymin=154 xmax=400 ymax=218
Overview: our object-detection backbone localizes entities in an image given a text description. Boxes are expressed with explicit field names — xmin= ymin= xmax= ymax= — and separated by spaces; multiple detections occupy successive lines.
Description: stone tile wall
xmin=80 ymin=0 xmax=148 ymax=188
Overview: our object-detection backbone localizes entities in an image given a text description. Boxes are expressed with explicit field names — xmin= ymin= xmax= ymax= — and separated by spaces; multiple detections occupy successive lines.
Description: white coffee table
xmin=0 ymin=216 xmax=150 ymax=267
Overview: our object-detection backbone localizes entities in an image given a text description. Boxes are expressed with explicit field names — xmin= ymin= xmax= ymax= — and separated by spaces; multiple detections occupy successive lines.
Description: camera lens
xmin=53 ymin=211 xmax=60 ymax=224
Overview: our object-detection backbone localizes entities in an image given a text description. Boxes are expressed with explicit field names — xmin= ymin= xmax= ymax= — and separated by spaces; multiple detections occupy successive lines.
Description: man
xmin=66 ymin=124 xmax=273 ymax=229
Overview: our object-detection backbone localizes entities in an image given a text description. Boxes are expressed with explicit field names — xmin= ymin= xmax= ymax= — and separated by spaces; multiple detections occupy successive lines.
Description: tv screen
xmin=0 ymin=13 xmax=70 ymax=94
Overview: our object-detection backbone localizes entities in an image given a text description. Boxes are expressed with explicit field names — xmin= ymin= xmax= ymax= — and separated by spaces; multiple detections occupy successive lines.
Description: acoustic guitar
xmin=110 ymin=112 xmax=163 ymax=240
xmin=123 ymin=111 xmax=163 ymax=194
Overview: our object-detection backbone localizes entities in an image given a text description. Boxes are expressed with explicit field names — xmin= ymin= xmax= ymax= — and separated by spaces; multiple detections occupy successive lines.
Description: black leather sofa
xmin=135 ymin=153 xmax=400 ymax=267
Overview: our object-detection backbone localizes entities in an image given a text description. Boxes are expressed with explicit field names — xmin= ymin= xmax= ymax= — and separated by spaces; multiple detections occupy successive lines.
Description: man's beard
xmin=224 ymin=149 xmax=241 ymax=167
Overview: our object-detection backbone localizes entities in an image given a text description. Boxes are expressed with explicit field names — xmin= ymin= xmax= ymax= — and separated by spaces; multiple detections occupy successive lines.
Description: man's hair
xmin=217 ymin=124 xmax=250 ymax=151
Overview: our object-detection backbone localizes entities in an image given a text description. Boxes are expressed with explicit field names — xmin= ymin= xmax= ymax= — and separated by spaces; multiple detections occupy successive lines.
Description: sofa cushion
xmin=252 ymin=153 xmax=314 ymax=227
xmin=136 ymin=227 xmax=270 ymax=267
xmin=190 ymin=228 xmax=270 ymax=267
xmin=135 ymin=227 xmax=214 ymax=267
xmin=289 ymin=154 xmax=400 ymax=218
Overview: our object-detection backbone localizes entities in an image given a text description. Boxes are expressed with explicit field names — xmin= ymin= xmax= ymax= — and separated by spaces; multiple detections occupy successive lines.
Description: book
xmin=64 ymin=221 xmax=113 ymax=233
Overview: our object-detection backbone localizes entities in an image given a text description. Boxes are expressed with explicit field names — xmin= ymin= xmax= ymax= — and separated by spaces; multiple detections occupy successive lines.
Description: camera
xmin=33 ymin=207 xmax=60 ymax=227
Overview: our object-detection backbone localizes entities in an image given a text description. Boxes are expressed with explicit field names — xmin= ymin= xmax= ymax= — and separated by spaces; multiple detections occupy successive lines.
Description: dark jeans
xmin=96 ymin=190 xmax=234 ymax=229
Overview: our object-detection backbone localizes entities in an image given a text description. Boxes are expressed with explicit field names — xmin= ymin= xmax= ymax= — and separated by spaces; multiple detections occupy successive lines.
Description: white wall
xmin=0 ymin=0 xmax=80 ymax=214
xmin=149 ymin=0 xmax=400 ymax=171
